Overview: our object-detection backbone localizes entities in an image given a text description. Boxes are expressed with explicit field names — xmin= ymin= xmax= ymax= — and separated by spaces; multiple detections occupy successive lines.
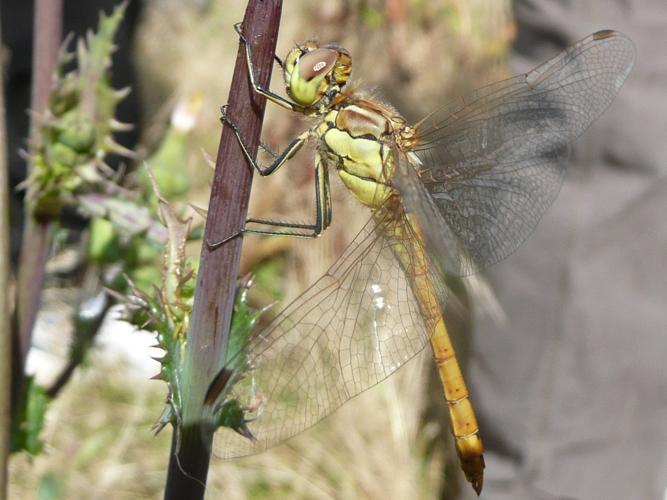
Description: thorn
xmin=112 ymin=161 xmax=127 ymax=183
xmin=17 ymin=148 xmax=31 ymax=161
xmin=152 ymin=420 xmax=168 ymax=436
xmin=143 ymin=162 xmax=167 ymax=204
xmin=109 ymin=118 xmax=134 ymax=132
xmin=96 ymin=159 xmax=116 ymax=177
xmin=76 ymin=38 xmax=86 ymax=63
xmin=189 ymin=203 xmax=208 ymax=219
xmin=14 ymin=178 xmax=30 ymax=192
xmin=104 ymin=136 xmax=137 ymax=158
xmin=103 ymin=286 xmax=126 ymax=302
xmin=235 ymin=422 xmax=256 ymax=442
xmin=59 ymin=33 xmax=76 ymax=57
xmin=238 ymin=273 xmax=254 ymax=289
xmin=113 ymin=86 xmax=132 ymax=102
xmin=260 ymin=301 xmax=277 ymax=315
xmin=178 ymin=269 xmax=194 ymax=285
xmin=200 ymin=148 xmax=216 ymax=170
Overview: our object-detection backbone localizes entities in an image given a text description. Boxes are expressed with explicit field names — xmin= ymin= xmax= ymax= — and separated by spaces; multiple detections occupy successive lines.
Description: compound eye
xmin=298 ymin=48 xmax=337 ymax=81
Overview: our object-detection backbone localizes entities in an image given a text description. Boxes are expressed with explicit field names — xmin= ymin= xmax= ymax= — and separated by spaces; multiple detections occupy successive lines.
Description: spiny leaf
xmin=25 ymin=2 xmax=132 ymax=219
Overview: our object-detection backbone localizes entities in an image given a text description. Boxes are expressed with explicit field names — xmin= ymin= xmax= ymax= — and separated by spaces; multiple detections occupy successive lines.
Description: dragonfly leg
xmin=221 ymin=104 xmax=277 ymax=159
xmin=259 ymin=141 xmax=277 ymax=159
xmin=206 ymin=156 xmax=332 ymax=249
xmin=244 ymin=157 xmax=332 ymax=235
xmin=233 ymin=22 xmax=304 ymax=113
xmin=220 ymin=105 xmax=309 ymax=176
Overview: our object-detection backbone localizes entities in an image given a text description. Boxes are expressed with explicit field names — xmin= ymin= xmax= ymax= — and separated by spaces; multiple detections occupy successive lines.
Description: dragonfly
xmin=204 ymin=25 xmax=634 ymax=494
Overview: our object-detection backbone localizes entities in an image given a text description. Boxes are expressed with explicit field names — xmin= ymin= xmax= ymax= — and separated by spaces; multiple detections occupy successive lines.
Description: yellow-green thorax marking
xmin=315 ymin=103 xmax=402 ymax=209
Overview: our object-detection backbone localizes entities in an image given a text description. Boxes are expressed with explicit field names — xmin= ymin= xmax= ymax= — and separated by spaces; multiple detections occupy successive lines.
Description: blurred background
xmin=4 ymin=0 xmax=666 ymax=499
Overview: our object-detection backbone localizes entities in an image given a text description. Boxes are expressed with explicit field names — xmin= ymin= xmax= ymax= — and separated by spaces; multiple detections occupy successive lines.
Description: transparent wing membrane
xmin=213 ymin=210 xmax=442 ymax=457
xmin=413 ymin=30 xmax=634 ymax=274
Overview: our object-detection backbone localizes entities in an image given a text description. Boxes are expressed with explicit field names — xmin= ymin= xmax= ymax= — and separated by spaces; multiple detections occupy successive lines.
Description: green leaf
xmin=10 ymin=376 xmax=49 ymax=455
xmin=216 ymin=399 xmax=253 ymax=440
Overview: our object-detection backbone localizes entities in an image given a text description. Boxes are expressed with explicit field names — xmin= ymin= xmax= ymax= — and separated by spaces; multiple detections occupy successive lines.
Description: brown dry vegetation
xmin=10 ymin=1 xmax=512 ymax=498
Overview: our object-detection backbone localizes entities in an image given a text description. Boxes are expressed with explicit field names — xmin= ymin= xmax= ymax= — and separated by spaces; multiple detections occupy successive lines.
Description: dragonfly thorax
xmin=316 ymin=103 xmax=400 ymax=209
xmin=283 ymin=42 xmax=351 ymax=112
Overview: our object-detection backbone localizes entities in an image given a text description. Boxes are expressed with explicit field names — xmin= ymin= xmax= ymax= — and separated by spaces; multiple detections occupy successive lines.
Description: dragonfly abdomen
xmin=430 ymin=316 xmax=485 ymax=493
xmin=385 ymin=216 xmax=485 ymax=494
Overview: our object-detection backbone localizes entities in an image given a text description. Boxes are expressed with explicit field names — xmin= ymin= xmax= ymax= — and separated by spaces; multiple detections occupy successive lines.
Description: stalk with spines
xmin=22 ymin=3 xmax=132 ymax=221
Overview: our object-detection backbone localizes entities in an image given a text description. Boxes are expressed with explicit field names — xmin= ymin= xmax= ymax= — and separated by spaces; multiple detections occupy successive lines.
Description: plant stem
xmin=0 ymin=6 xmax=11 ymax=498
xmin=12 ymin=0 xmax=63 ymax=414
xmin=163 ymin=1 xmax=283 ymax=498
xmin=46 ymin=291 xmax=111 ymax=399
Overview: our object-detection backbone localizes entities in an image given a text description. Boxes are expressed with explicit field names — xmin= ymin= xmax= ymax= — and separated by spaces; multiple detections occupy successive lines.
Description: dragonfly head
xmin=283 ymin=41 xmax=351 ymax=110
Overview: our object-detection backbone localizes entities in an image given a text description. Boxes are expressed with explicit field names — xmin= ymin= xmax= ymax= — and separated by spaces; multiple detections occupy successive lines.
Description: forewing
xmin=413 ymin=30 xmax=635 ymax=274
xmin=394 ymin=150 xmax=478 ymax=277
xmin=213 ymin=213 xmax=431 ymax=457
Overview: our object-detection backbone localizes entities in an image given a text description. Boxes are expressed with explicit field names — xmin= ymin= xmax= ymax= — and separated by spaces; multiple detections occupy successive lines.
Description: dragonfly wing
xmin=394 ymin=149 xmax=478 ymax=276
xmin=213 ymin=212 xmax=431 ymax=457
xmin=413 ymin=30 xmax=635 ymax=275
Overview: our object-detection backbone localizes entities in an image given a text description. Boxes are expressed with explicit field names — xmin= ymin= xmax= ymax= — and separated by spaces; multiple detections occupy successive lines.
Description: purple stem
xmin=163 ymin=1 xmax=283 ymax=497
